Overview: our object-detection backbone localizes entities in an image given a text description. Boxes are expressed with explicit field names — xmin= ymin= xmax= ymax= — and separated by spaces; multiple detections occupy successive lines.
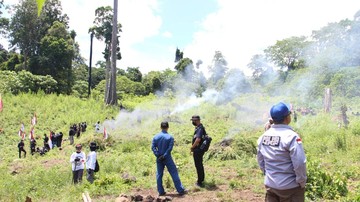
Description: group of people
xmin=17 ymin=131 xmax=65 ymax=158
xmin=17 ymin=102 xmax=307 ymax=201
xmin=69 ymin=142 xmax=98 ymax=184
xmin=68 ymin=122 xmax=87 ymax=145
xmin=152 ymin=103 xmax=307 ymax=202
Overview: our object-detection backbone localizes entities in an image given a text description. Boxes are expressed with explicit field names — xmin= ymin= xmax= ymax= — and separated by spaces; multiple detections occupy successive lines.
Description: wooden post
xmin=324 ymin=88 xmax=332 ymax=113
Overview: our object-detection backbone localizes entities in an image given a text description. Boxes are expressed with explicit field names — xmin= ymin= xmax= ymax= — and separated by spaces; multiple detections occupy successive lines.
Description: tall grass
xmin=0 ymin=93 xmax=360 ymax=201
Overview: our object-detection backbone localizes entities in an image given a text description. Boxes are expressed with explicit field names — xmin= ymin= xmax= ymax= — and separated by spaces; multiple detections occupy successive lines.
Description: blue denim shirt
xmin=152 ymin=130 xmax=174 ymax=159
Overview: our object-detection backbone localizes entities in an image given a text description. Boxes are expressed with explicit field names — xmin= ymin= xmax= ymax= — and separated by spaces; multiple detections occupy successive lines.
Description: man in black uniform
xmin=30 ymin=138 xmax=37 ymax=155
xmin=18 ymin=139 xmax=27 ymax=158
xmin=68 ymin=126 xmax=75 ymax=145
xmin=190 ymin=115 xmax=206 ymax=187
xmin=44 ymin=134 xmax=50 ymax=151
xmin=57 ymin=132 xmax=63 ymax=149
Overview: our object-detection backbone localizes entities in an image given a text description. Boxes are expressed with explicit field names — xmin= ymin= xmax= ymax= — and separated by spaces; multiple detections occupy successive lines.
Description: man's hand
xmin=158 ymin=155 xmax=165 ymax=161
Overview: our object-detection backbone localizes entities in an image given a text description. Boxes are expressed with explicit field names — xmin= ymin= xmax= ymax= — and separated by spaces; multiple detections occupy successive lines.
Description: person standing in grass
xmin=18 ymin=139 xmax=26 ymax=158
xmin=70 ymin=144 xmax=86 ymax=184
xmin=86 ymin=142 xmax=97 ymax=184
xmin=257 ymin=102 xmax=307 ymax=202
xmin=190 ymin=115 xmax=206 ymax=187
xmin=151 ymin=121 xmax=187 ymax=196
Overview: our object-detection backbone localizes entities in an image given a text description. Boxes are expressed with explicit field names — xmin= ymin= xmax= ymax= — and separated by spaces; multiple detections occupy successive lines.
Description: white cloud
xmin=62 ymin=0 xmax=162 ymax=71
xmin=185 ymin=0 xmax=360 ymax=76
xmin=162 ymin=31 xmax=172 ymax=38
xmin=5 ymin=0 xmax=360 ymax=76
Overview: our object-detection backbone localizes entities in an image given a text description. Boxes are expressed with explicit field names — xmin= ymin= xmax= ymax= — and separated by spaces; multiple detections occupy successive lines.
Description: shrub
xmin=306 ymin=160 xmax=348 ymax=200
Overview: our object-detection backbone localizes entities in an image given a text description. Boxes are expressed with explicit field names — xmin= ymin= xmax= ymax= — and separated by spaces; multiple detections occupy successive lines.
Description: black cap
xmin=160 ymin=121 xmax=169 ymax=128
xmin=190 ymin=115 xmax=201 ymax=121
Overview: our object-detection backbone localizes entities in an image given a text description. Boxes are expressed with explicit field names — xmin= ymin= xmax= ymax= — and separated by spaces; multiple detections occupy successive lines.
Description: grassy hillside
xmin=0 ymin=92 xmax=360 ymax=201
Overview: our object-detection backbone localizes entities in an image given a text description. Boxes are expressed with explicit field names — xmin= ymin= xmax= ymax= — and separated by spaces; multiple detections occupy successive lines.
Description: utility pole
xmin=88 ymin=32 xmax=94 ymax=97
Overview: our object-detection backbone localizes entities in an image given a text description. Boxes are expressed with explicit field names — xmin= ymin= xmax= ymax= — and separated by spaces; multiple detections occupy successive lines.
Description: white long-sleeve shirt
xmin=86 ymin=151 xmax=97 ymax=170
xmin=257 ymin=124 xmax=307 ymax=190
xmin=70 ymin=151 xmax=86 ymax=171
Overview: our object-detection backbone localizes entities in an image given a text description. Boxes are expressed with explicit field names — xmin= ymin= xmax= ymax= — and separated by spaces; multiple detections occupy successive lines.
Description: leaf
xmin=36 ymin=0 xmax=46 ymax=16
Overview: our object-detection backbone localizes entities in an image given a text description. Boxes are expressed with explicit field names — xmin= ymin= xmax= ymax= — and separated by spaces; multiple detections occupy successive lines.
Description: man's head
xmin=75 ymin=144 xmax=82 ymax=152
xmin=190 ymin=115 xmax=201 ymax=126
xmin=160 ymin=121 xmax=169 ymax=130
xmin=89 ymin=142 xmax=97 ymax=151
xmin=270 ymin=102 xmax=291 ymax=124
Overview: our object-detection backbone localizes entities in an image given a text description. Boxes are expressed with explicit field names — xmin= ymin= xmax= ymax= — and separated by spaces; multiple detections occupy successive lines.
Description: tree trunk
xmin=105 ymin=0 xmax=118 ymax=105
xmin=104 ymin=54 xmax=110 ymax=102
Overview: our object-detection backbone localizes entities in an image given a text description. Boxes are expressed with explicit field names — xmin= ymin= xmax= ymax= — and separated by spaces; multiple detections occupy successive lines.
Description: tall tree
xmin=264 ymin=36 xmax=310 ymax=71
xmin=10 ymin=0 xmax=69 ymax=70
xmin=89 ymin=5 xmax=121 ymax=105
xmin=208 ymin=51 xmax=228 ymax=86
xmin=0 ymin=0 xmax=9 ymax=37
xmin=108 ymin=0 xmax=119 ymax=105
xmin=37 ymin=21 xmax=74 ymax=94
xmin=247 ymin=54 xmax=270 ymax=81
xmin=174 ymin=47 xmax=183 ymax=62
xmin=9 ymin=0 xmax=38 ymax=69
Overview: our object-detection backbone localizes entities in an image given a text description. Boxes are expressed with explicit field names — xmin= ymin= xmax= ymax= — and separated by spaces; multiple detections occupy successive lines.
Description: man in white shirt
xmin=86 ymin=142 xmax=98 ymax=183
xmin=70 ymin=144 xmax=86 ymax=184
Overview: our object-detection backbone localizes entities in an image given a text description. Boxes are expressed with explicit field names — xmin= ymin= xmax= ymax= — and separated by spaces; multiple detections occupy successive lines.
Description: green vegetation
xmin=0 ymin=92 xmax=360 ymax=201
xmin=1 ymin=1 xmax=360 ymax=201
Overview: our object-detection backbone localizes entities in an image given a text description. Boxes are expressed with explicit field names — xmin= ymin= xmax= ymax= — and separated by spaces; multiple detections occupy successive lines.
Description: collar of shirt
xmin=271 ymin=124 xmax=293 ymax=130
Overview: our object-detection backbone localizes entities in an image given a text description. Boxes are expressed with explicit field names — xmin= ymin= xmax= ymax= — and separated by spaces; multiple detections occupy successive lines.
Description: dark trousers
xmin=265 ymin=186 xmax=305 ymax=202
xmin=30 ymin=146 xmax=36 ymax=155
xmin=73 ymin=169 xmax=84 ymax=184
xmin=193 ymin=150 xmax=205 ymax=185
xmin=19 ymin=148 xmax=26 ymax=158
xmin=86 ymin=169 xmax=94 ymax=184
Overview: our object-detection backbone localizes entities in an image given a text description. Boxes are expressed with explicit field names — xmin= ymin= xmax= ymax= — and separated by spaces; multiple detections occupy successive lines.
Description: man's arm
xmin=256 ymin=137 xmax=265 ymax=174
xmin=151 ymin=137 xmax=159 ymax=157
xmin=289 ymin=136 xmax=307 ymax=188
xmin=191 ymin=138 xmax=201 ymax=151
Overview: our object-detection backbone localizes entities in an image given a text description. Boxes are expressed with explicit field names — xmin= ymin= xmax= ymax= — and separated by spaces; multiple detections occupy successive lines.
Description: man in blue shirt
xmin=257 ymin=102 xmax=307 ymax=202
xmin=151 ymin=121 xmax=187 ymax=196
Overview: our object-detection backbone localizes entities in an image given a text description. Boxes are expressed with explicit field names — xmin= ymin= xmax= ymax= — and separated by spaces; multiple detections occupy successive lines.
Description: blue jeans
xmin=156 ymin=156 xmax=185 ymax=194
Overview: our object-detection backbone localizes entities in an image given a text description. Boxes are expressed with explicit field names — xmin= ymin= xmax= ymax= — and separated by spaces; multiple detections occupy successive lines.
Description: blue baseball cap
xmin=270 ymin=102 xmax=291 ymax=122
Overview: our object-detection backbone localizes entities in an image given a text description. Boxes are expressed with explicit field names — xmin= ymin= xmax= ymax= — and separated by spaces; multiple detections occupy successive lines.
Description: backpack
xmin=94 ymin=160 xmax=100 ymax=172
xmin=199 ymin=127 xmax=212 ymax=152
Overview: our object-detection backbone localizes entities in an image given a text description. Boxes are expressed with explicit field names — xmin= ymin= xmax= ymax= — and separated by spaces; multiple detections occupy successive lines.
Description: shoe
xmin=195 ymin=182 xmax=204 ymax=188
xmin=179 ymin=189 xmax=188 ymax=196
xmin=159 ymin=192 xmax=166 ymax=196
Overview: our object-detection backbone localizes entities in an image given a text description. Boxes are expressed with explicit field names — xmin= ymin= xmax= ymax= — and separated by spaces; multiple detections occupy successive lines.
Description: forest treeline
xmin=0 ymin=0 xmax=360 ymax=104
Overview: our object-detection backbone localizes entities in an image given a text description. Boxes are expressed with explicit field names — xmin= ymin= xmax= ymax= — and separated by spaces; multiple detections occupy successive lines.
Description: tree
xmin=264 ymin=36 xmax=310 ymax=71
xmin=0 ymin=0 xmax=9 ymax=37
xmin=9 ymin=0 xmax=38 ymax=70
xmin=142 ymin=71 xmax=162 ymax=94
xmin=10 ymin=0 xmax=69 ymax=70
xmin=174 ymin=58 xmax=193 ymax=75
xmin=36 ymin=21 xmax=74 ymax=94
xmin=89 ymin=5 xmax=122 ymax=105
xmin=125 ymin=67 xmax=142 ymax=82
xmin=174 ymin=47 xmax=183 ymax=62
xmin=107 ymin=0 xmax=119 ymax=105
xmin=247 ymin=54 xmax=271 ymax=81
xmin=208 ymin=51 xmax=228 ymax=86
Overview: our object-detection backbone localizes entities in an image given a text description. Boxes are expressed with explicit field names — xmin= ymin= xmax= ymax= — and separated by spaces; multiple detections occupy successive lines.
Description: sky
xmin=5 ymin=0 xmax=360 ymax=76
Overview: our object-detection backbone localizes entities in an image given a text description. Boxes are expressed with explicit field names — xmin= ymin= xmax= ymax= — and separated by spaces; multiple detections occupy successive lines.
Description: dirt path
xmin=118 ymin=184 xmax=264 ymax=202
